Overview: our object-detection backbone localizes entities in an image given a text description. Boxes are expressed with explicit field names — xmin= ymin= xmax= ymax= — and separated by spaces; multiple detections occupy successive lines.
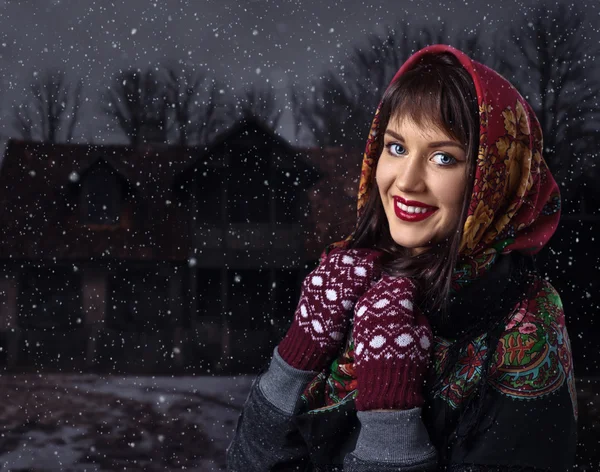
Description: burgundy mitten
xmin=352 ymin=273 xmax=433 ymax=411
xmin=277 ymin=248 xmax=383 ymax=372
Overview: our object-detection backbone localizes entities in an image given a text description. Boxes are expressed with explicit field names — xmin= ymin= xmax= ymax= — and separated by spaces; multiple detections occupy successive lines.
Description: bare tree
xmin=289 ymin=22 xmax=485 ymax=150
xmin=12 ymin=68 xmax=82 ymax=143
xmin=237 ymin=83 xmax=283 ymax=130
xmin=498 ymin=2 xmax=600 ymax=191
xmin=103 ymin=68 xmax=168 ymax=147
xmin=161 ymin=62 xmax=233 ymax=146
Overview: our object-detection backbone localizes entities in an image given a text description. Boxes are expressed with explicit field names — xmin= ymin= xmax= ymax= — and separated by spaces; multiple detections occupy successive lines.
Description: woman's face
xmin=376 ymin=116 xmax=469 ymax=255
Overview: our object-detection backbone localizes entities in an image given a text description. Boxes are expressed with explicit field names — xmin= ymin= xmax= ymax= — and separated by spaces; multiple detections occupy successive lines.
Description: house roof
xmin=174 ymin=115 xmax=322 ymax=190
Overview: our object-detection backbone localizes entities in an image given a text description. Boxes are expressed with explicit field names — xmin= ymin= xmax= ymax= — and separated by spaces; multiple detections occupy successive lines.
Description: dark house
xmin=173 ymin=117 xmax=322 ymax=371
xmin=0 ymin=117 xmax=321 ymax=374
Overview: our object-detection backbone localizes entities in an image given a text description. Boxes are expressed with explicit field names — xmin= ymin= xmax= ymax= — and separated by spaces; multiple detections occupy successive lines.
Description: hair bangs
xmin=381 ymin=55 xmax=474 ymax=149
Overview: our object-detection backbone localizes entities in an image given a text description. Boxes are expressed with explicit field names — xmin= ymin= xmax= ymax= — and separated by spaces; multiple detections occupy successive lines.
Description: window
xmin=107 ymin=269 xmax=171 ymax=332
xmin=81 ymin=161 xmax=122 ymax=225
xmin=227 ymin=269 xmax=271 ymax=330
xmin=227 ymin=155 xmax=270 ymax=224
xmin=18 ymin=268 xmax=82 ymax=330
xmin=267 ymin=269 xmax=300 ymax=338
xmin=196 ymin=167 xmax=223 ymax=224
xmin=274 ymin=169 xmax=299 ymax=223
xmin=197 ymin=269 xmax=221 ymax=317
xmin=273 ymin=268 xmax=299 ymax=316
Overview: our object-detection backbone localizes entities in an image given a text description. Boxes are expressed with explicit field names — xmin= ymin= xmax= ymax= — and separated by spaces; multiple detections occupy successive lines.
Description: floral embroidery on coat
xmin=431 ymin=279 xmax=578 ymax=421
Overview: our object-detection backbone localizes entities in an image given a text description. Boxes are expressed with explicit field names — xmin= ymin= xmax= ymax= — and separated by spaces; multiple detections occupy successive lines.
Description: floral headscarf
xmin=325 ymin=44 xmax=561 ymax=287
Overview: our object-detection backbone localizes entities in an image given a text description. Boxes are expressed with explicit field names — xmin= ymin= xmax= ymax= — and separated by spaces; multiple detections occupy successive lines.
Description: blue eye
xmin=385 ymin=143 xmax=406 ymax=156
xmin=432 ymin=152 xmax=457 ymax=166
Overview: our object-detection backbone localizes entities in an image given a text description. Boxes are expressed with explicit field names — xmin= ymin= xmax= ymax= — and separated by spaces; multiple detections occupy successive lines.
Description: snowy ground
xmin=0 ymin=374 xmax=597 ymax=471
xmin=0 ymin=373 xmax=255 ymax=471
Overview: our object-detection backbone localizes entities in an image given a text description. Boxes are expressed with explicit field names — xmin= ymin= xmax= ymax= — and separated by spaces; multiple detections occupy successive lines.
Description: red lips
xmin=393 ymin=196 xmax=438 ymax=222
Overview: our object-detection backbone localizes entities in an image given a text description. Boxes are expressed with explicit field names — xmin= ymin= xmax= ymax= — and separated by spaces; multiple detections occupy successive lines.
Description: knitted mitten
xmin=352 ymin=273 xmax=433 ymax=411
xmin=277 ymin=248 xmax=383 ymax=372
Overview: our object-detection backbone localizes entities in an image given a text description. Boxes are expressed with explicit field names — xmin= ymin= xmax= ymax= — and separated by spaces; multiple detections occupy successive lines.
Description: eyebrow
xmin=384 ymin=130 xmax=466 ymax=151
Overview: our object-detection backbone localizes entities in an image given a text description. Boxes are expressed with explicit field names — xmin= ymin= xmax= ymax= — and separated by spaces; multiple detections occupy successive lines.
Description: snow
xmin=0 ymin=373 xmax=255 ymax=471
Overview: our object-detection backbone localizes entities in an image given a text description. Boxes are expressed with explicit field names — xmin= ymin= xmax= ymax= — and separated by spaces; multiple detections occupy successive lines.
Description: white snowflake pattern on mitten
xmin=353 ymin=275 xmax=431 ymax=365
xmin=296 ymin=250 xmax=376 ymax=347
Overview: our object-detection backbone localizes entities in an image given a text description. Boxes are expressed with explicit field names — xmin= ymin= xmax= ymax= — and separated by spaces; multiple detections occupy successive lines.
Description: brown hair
xmin=346 ymin=52 xmax=479 ymax=316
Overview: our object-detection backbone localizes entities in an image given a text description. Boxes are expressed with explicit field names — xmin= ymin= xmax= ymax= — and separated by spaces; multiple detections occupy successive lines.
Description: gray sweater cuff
xmin=257 ymin=346 xmax=320 ymax=415
xmin=352 ymin=408 xmax=438 ymax=467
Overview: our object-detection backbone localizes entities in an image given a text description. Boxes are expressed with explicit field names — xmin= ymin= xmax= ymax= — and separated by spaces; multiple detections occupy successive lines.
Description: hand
xmin=352 ymin=273 xmax=433 ymax=411
xmin=277 ymin=248 xmax=383 ymax=372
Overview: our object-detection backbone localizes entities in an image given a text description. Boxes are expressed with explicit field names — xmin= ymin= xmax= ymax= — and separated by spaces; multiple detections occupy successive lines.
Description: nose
xmin=394 ymin=155 xmax=426 ymax=194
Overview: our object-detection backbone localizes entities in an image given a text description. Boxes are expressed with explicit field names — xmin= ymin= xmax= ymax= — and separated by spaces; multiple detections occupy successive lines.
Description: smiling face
xmin=375 ymin=116 xmax=469 ymax=255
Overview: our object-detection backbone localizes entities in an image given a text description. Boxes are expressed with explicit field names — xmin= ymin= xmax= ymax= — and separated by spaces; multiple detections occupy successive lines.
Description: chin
xmin=390 ymin=236 xmax=430 ymax=253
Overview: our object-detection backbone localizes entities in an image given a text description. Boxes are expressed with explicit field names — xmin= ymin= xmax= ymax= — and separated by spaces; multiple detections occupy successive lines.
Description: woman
xmin=226 ymin=45 xmax=577 ymax=471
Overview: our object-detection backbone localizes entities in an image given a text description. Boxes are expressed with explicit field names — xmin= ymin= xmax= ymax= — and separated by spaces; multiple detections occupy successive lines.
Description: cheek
xmin=374 ymin=166 xmax=385 ymax=194
xmin=441 ymin=177 xmax=468 ymax=210
xmin=375 ymin=161 xmax=392 ymax=189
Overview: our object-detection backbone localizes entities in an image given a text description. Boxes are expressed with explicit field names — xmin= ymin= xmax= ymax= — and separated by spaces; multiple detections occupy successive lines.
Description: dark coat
xmin=226 ymin=253 xmax=577 ymax=471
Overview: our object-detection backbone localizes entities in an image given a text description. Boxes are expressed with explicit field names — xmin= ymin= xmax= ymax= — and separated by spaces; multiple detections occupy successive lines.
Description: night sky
xmin=0 ymin=0 xmax=598 ymax=147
